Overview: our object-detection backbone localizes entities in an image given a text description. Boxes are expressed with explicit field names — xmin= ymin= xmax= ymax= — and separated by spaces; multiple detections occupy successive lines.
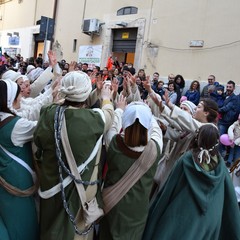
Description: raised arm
xmin=105 ymin=95 xmax=126 ymax=149
xmin=100 ymin=84 xmax=114 ymax=133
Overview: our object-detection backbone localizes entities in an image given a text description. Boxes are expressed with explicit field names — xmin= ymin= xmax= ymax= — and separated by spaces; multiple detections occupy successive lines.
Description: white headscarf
xmin=4 ymin=79 xmax=18 ymax=108
xmin=59 ymin=71 xmax=92 ymax=102
xmin=2 ymin=70 xmax=22 ymax=82
xmin=122 ymin=102 xmax=153 ymax=142
xmin=27 ymin=67 xmax=44 ymax=83
xmin=180 ymin=100 xmax=196 ymax=115
xmin=26 ymin=65 xmax=35 ymax=75
xmin=122 ymin=102 xmax=152 ymax=130
xmin=21 ymin=75 xmax=29 ymax=82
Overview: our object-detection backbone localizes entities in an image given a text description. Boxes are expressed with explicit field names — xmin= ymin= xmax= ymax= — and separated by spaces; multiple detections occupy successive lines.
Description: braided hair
xmin=190 ymin=124 xmax=220 ymax=171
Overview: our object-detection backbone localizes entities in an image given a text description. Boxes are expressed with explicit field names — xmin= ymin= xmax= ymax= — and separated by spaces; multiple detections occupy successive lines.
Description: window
xmin=117 ymin=6 xmax=138 ymax=16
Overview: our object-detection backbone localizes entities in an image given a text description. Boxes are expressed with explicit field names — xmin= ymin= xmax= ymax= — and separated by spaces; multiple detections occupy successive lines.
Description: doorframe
xmin=102 ymin=18 xmax=146 ymax=71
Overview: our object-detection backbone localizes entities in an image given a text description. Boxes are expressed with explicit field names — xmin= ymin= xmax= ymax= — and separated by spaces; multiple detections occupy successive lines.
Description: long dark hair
xmin=0 ymin=80 xmax=20 ymax=115
xmin=174 ymin=74 xmax=185 ymax=88
xmin=189 ymin=80 xmax=200 ymax=91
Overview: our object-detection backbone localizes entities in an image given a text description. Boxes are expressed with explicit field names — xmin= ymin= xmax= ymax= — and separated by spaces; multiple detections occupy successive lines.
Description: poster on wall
xmin=78 ymin=45 xmax=102 ymax=69
xmin=8 ymin=36 xmax=20 ymax=45
xmin=4 ymin=48 xmax=19 ymax=58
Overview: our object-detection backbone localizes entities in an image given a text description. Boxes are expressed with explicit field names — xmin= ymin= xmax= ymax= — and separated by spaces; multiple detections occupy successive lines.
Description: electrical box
xmin=83 ymin=19 xmax=100 ymax=34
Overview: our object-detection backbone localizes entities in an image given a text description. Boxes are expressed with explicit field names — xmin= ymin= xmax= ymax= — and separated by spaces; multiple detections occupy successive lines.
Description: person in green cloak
xmin=142 ymin=124 xmax=240 ymax=240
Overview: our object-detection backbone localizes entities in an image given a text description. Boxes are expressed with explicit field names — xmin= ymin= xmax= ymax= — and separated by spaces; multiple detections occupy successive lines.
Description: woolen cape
xmin=142 ymin=151 xmax=240 ymax=240
xmin=99 ymin=135 xmax=160 ymax=240
xmin=34 ymin=104 xmax=105 ymax=240
xmin=0 ymin=117 xmax=39 ymax=240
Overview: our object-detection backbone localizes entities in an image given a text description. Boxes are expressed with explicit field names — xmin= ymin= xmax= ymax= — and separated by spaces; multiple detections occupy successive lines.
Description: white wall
xmin=0 ymin=25 xmax=40 ymax=59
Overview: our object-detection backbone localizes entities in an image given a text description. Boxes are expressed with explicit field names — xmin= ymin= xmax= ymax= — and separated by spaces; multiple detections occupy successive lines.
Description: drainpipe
xmin=81 ymin=0 xmax=87 ymax=30
xmin=33 ymin=0 xmax=38 ymax=25
xmin=53 ymin=0 xmax=58 ymax=22
xmin=51 ymin=0 xmax=58 ymax=48
xmin=146 ymin=0 xmax=154 ymax=44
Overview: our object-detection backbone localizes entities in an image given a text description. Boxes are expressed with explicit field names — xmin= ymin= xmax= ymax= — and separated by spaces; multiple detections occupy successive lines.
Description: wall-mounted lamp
xmin=189 ymin=40 xmax=204 ymax=47
xmin=116 ymin=21 xmax=128 ymax=27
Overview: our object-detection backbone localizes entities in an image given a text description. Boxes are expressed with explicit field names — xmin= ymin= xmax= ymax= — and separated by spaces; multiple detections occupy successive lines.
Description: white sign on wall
xmin=78 ymin=45 xmax=102 ymax=69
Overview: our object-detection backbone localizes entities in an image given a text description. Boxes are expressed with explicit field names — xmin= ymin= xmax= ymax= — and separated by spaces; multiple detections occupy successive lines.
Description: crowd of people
xmin=0 ymin=51 xmax=240 ymax=240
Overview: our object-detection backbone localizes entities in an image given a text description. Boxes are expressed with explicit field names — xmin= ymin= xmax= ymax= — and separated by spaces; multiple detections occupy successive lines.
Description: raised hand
xmin=164 ymin=89 xmax=174 ymax=110
xmin=142 ymin=76 xmax=152 ymax=92
xmin=111 ymin=77 xmax=119 ymax=93
xmin=48 ymin=50 xmax=57 ymax=67
xmin=96 ymin=74 xmax=104 ymax=91
xmin=116 ymin=95 xmax=127 ymax=110
xmin=122 ymin=77 xmax=127 ymax=91
xmin=127 ymin=72 xmax=137 ymax=86
xmin=126 ymin=71 xmax=132 ymax=80
xmin=111 ymin=77 xmax=119 ymax=100
xmin=101 ymin=84 xmax=111 ymax=100
xmin=68 ymin=61 xmax=77 ymax=72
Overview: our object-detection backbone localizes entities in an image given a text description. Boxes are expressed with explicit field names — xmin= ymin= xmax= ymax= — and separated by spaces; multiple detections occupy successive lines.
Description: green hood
xmin=182 ymin=152 xmax=225 ymax=214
